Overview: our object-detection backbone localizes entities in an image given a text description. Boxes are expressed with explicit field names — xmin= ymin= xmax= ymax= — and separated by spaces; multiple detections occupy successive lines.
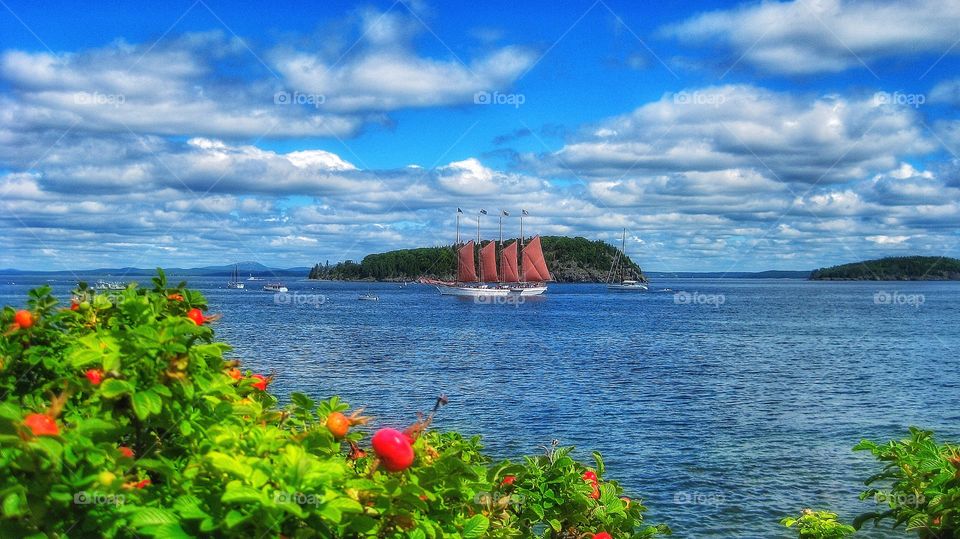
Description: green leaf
xmin=100 ymin=378 xmax=135 ymax=399
xmin=2 ymin=493 xmax=23 ymax=517
xmin=462 ymin=515 xmax=489 ymax=539
xmin=129 ymin=508 xmax=179 ymax=528
xmin=221 ymin=481 xmax=264 ymax=504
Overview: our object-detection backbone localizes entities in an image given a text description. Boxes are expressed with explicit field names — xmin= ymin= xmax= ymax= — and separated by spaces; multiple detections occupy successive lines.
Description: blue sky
xmin=1 ymin=0 xmax=959 ymax=271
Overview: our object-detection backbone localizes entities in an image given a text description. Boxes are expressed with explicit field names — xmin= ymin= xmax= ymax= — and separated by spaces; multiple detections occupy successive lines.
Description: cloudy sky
xmin=1 ymin=0 xmax=958 ymax=272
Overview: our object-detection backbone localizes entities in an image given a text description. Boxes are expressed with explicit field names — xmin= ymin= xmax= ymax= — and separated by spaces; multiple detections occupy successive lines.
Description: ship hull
xmin=435 ymin=284 xmax=547 ymax=297
xmin=607 ymin=283 xmax=648 ymax=291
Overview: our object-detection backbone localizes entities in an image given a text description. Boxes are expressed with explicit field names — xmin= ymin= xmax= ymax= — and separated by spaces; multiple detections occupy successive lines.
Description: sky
xmin=1 ymin=0 xmax=959 ymax=272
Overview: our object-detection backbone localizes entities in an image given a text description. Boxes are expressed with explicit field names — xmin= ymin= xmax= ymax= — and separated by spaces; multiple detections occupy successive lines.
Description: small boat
xmin=359 ymin=293 xmax=379 ymax=301
xmin=94 ymin=279 xmax=126 ymax=291
xmin=263 ymin=283 xmax=288 ymax=293
xmin=247 ymin=274 xmax=263 ymax=281
xmin=606 ymin=229 xmax=648 ymax=292
xmin=227 ymin=264 xmax=244 ymax=289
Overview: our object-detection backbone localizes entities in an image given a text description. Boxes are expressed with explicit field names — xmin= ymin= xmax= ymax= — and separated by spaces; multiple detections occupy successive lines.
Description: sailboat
xmin=430 ymin=209 xmax=549 ymax=297
xmin=606 ymin=229 xmax=648 ymax=291
xmin=227 ymin=264 xmax=245 ymax=289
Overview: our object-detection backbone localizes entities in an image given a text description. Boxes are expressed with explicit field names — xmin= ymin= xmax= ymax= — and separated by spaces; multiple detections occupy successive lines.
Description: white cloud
xmin=664 ymin=0 xmax=960 ymax=74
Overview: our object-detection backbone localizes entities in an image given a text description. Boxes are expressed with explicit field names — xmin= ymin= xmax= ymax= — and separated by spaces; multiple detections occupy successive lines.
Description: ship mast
xmin=620 ymin=228 xmax=627 ymax=282
xmin=455 ymin=209 xmax=461 ymax=283
xmin=519 ymin=209 xmax=525 ymax=283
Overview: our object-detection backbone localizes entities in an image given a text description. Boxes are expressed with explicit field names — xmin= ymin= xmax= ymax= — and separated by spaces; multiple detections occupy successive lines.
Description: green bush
xmin=785 ymin=428 xmax=960 ymax=538
xmin=0 ymin=271 xmax=667 ymax=538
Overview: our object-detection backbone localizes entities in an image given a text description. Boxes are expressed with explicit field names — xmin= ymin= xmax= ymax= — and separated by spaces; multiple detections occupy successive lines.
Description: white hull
xmin=607 ymin=283 xmax=648 ymax=291
xmin=263 ymin=285 xmax=288 ymax=293
xmin=436 ymin=284 xmax=547 ymax=297
xmin=227 ymin=282 xmax=244 ymax=289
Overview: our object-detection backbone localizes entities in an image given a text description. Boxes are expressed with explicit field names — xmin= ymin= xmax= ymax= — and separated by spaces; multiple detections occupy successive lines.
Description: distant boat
xmin=94 ymin=279 xmax=126 ymax=291
xmin=606 ymin=228 xmax=648 ymax=292
xmin=263 ymin=283 xmax=288 ymax=293
xmin=227 ymin=265 xmax=244 ymax=289
xmin=247 ymin=274 xmax=263 ymax=281
xmin=431 ymin=209 xmax=548 ymax=297
xmin=359 ymin=293 xmax=379 ymax=301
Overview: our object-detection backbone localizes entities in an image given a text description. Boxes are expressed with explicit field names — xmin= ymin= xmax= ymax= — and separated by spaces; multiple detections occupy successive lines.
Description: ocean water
xmin=2 ymin=274 xmax=958 ymax=537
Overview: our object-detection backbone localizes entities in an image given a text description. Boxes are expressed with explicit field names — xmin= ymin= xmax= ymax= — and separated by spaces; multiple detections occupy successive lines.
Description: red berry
xmin=24 ymin=413 xmax=58 ymax=436
xmin=85 ymin=369 xmax=103 ymax=386
xmin=227 ymin=368 xmax=242 ymax=381
xmin=14 ymin=310 xmax=33 ymax=329
xmin=583 ymin=470 xmax=598 ymax=483
xmin=186 ymin=308 xmax=204 ymax=325
xmin=250 ymin=374 xmax=268 ymax=391
xmin=590 ymin=484 xmax=601 ymax=499
xmin=135 ymin=479 xmax=150 ymax=489
xmin=371 ymin=428 xmax=415 ymax=472
xmin=70 ymin=302 xmax=79 ymax=311
xmin=118 ymin=446 xmax=134 ymax=459
xmin=592 ymin=533 xmax=612 ymax=539
xmin=501 ymin=475 xmax=516 ymax=486
xmin=326 ymin=412 xmax=350 ymax=439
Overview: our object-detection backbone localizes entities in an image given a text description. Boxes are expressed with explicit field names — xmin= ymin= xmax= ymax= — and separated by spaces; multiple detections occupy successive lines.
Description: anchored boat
xmin=606 ymin=228 xmax=648 ymax=291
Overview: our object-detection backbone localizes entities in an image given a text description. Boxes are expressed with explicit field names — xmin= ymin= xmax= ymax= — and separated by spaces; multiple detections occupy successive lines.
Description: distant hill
xmin=810 ymin=256 xmax=960 ymax=280
xmin=308 ymin=236 xmax=645 ymax=283
xmin=646 ymin=270 xmax=810 ymax=279
xmin=0 ymin=262 xmax=310 ymax=278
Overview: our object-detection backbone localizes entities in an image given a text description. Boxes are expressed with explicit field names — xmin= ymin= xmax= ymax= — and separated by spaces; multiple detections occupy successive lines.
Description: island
xmin=308 ymin=236 xmax=645 ymax=283
xmin=810 ymin=256 xmax=960 ymax=280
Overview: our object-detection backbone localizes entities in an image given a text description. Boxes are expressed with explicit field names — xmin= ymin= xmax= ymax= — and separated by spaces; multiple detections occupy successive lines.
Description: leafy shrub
xmin=0 ymin=271 xmax=666 ymax=538
xmin=853 ymin=428 xmax=960 ymax=537
xmin=781 ymin=509 xmax=856 ymax=538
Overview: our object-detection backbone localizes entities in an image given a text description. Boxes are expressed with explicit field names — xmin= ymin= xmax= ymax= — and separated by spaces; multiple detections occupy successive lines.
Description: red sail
xmin=480 ymin=242 xmax=498 ymax=282
xmin=522 ymin=236 xmax=551 ymax=282
xmin=458 ymin=241 xmax=478 ymax=282
xmin=500 ymin=241 xmax=519 ymax=282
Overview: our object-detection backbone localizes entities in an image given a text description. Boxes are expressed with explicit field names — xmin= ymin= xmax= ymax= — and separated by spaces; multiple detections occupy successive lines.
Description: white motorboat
xmin=263 ymin=283 xmax=288 ymax=293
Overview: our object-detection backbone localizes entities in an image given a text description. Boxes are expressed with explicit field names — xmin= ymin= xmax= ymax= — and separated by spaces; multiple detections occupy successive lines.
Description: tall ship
xmin=227 ymin=264 xmax=244 ymax=289
xmin=429 ymin=209 xmax=550 ymax=297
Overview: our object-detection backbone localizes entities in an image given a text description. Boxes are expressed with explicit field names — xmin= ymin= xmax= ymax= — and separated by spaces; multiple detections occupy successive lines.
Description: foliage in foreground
xmin=0 ymin=272 xmax=666 ymax=538
xmin=785 ymin=428 xmax=960 ymax=538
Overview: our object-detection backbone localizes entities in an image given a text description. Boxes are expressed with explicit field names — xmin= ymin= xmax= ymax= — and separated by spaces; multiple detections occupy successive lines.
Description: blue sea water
xmin=1 ymin=274 xmax=958 ymax=537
